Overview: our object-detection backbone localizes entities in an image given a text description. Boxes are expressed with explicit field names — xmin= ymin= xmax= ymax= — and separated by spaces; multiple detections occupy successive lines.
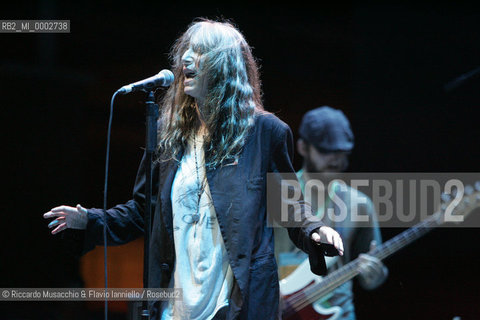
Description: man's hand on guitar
xmin=311 ymin=226 xmax=344 ymax=256
xmin=357 ymin=240 xmax=388 ymax=290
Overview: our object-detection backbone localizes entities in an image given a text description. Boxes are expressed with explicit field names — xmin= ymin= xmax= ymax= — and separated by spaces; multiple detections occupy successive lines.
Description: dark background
xmin=1 ymin=1 xmax=479 ymax=319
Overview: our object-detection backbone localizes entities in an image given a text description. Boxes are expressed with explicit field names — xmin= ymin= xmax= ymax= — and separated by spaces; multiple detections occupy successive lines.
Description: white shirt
xmin=161 ymin=133 xmax=233 ymax=320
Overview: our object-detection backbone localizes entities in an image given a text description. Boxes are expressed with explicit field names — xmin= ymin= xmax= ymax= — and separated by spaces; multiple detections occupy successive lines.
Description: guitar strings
xmin=282 ymin=215 xmax=441 ymax=315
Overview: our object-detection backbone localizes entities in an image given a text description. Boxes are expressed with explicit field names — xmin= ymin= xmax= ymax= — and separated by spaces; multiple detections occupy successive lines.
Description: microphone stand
xmin=141 ymin=90 xmax=158 ymax=319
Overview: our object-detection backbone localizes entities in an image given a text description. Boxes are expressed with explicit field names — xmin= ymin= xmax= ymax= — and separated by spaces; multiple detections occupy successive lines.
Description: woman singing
xmin=44 ymin=19 xmax=344 ymax=319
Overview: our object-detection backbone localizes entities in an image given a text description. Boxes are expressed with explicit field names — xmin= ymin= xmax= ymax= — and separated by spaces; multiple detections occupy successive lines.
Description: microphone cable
xmin=101 ymin=78 xmax=170 ymax=319
xmin=100 ymin=90 xmax=120 ymax=320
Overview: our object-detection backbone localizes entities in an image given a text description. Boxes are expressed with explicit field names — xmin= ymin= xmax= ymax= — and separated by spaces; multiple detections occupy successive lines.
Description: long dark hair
xmin=157 ymin=19 xmax=264 ymax=168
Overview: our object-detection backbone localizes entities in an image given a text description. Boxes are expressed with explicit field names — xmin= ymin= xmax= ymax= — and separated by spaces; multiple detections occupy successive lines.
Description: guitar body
xmin=280 ymin=258 xmax=342 ymax=320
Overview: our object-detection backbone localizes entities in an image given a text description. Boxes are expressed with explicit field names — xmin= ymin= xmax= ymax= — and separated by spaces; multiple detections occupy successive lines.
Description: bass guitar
xmin=280 ymin=184 xmax=480 ymax=320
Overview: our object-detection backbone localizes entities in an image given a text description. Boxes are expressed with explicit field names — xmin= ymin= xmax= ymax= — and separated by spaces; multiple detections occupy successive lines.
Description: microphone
xmin=117 ymin=69 xmax=174 ymax=94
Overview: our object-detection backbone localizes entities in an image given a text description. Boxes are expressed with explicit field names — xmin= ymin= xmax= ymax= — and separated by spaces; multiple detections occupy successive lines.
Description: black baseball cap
xmin=298 ymin=106 xmax=354 ymax=152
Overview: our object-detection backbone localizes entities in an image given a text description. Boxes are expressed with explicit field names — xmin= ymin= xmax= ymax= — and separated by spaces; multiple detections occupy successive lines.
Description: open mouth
xmin=184 ymin=69 xmax=197 ymax=79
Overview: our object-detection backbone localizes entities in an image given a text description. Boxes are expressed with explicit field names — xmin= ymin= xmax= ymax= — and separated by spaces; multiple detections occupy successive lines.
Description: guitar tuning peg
xmin=465 ymin=185 xmax=474 ymax=195
xmin=475 ymin=181 xmax=480 ymax=191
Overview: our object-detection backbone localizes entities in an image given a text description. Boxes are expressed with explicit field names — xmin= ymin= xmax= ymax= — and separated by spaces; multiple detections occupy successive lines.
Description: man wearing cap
xmin=275 ymin=106 xmax=388 ymax=320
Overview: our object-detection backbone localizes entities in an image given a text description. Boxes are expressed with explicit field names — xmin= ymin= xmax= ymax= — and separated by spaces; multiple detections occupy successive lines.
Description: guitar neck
xmin=283 ymin=187 xmax=479 ymax=317
xmin=306 ymin=212 xmax=442 ymax=301
xmin=372 ymin=212 xmax=441 ymax=260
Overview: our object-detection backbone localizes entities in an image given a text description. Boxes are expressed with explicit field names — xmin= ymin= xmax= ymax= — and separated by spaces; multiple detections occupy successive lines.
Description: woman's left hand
xmin=311 ymin=226 xmax=344 ymax=256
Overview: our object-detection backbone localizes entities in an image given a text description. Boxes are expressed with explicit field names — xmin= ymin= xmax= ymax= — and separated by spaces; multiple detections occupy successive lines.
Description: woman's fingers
xmin=43 ymin=211 xmax=64 ymax=219
xmin=312 ymin=227 xmax=345 ymax=256
xmin=333 ymin=233 xmax=344 ymax=255
xmin=47 ymin=216 xmax=65 ymax=229
xmin=44 ymin=204 xmax=88 ymax=232
xmin=51 ymin=222 xmax=67 ymax=235
xmin=311 ymin=231 xmax=321 ymax=243
xmin=51 ymin=205 xmax=76 ymax=214
xmin=44 ymin=205 xmax=75 ymax=235
xmin=43 ymin=205 xmax=73 ymax=219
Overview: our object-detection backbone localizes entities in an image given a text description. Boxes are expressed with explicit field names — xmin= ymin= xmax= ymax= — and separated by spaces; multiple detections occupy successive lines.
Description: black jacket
xmin=81 ymin=112 xmax=331 ymax=319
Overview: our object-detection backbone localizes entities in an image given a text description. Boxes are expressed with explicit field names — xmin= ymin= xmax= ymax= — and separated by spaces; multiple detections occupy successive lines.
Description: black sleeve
xmin=68 ymin=152 xmax=158 ymax=256
xmin=268 ymin=119 xmax=335 ymax=276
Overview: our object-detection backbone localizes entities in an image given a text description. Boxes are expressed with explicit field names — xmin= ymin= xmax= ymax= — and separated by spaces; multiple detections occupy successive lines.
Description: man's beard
xmin=304 ymin=153 xmax=347 ymax=173
xmin=304 ymin=154 xmax=322 ymax=173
